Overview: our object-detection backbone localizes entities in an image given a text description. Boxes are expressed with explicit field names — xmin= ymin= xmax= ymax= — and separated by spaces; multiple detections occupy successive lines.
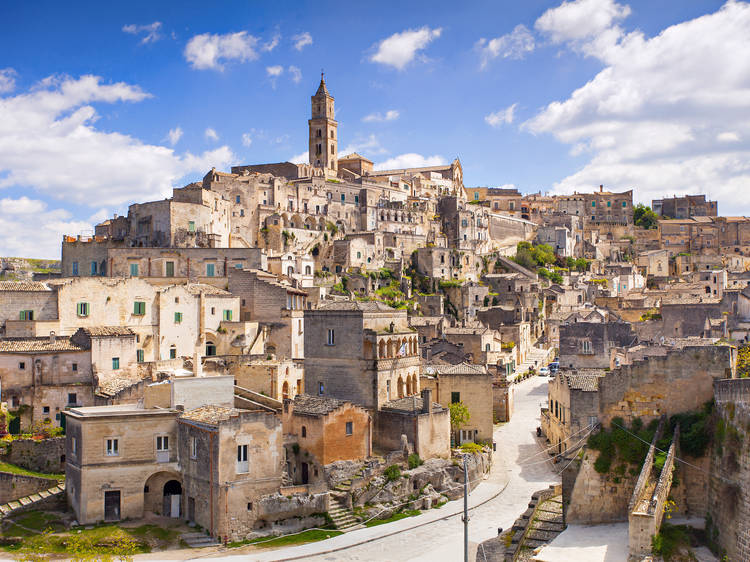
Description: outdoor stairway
xmin=328 ymin=498 xmax=360 ymax=531
xmin=0 ymin=482 xmax=65 ymax=519
xmin=180 ymin=531 xmax=221 ymax=548
xmin=514 ymin=346 xmax=554 ymax=378
xmin=333 ymin=466 xmax=366 ymax=492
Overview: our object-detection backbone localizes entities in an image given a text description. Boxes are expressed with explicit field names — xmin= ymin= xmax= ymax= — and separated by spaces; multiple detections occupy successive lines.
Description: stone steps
xmin=328 ymin=500 xmax=360 ymax=531
xmin=0 ymin=482 xmax=65 ymax=519
xmin=180 ymin=532 xmax=221 ymax=548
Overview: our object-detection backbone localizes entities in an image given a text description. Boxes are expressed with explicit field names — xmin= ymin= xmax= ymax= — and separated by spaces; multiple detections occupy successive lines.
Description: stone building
xmin=303 ymin=301 xmax=420 ymax=410
xmin=282 ymin=394 xmax=372 ymax=485
xmin=421 ymin=363 xmax=493 ymax=444
xmin=376 ymin=389 xmax=450 ymax=459
xmin=558 ymin=310 xmax=636 ymax=369
xmin=652 ymin=194 xmax=718 ymax=219
xmin=554 ymin=186 xmax=633 ymax=229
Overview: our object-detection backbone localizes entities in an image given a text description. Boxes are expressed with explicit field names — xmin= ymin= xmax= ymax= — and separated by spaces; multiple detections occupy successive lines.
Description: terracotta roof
xmin=0 ymin=337 xmax=86 ymax=353
xmin=185 ymin=283 xmax=231 ymax=296
xmin=423 ymin=362 xmax=488 ymax=376
xmin=564 ymin=373 xmax=603 ymax=391
xmin=317 ymin=300 xmax=396 ymax=312
xmin=444 ymin=327 xmax=488 ymax=335
xmin=80 ymin=326 xmax=135 ymax=337
xmin=381 ymin=396 xmax=445 ymax=414
xmin=180 ymin=405 xmax=243 ymax=424
xmin=408 ymin=316 xmax=442 ymax=327
xmin=95 ymin=372 xmax=145 ymax=398
xmin=0 ymin=281 xmax=50 ymax=292
xmin=292 ymin=394 xmax=349 ymax=416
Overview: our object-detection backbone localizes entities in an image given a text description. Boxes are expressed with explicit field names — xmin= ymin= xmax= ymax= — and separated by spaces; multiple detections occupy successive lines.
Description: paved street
xmin=205 ymin=375 xmax=558 ymax=562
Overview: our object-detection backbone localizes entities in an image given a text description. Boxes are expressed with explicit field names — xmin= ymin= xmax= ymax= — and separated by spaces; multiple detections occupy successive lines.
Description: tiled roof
xmin=381 ymin=396 xmax=445 ymax=414
xmin=317 ymin=300 xmax=395 ymax=312
xmin=0 ymin=281 xmax=50 ymax=292
xmin=180 ymin=405 xmax=243 ymax=424
xmin=662 ymin=296 xmax=721 ymax=305
xmin=0 ymin=337 xmax=86 ymax=353
xmin=95 ymin=372 xmax=145 ymax=398
xmin=423 ymin=362 xmax=488 ymax=376
xmin=444 ymin=327 xmax=488 ymax=335
xmin=292 ymin=394 xmax=349 ymax=416
xmin=564 ymin=373 xmax=602 ymax=392
xmin=80 ymin=326 xmax=135 ymax=337
xmin=408 ymin=316 xmax=442 ymax=327
xmin=185 ymin=283 xmax=231 ymax=296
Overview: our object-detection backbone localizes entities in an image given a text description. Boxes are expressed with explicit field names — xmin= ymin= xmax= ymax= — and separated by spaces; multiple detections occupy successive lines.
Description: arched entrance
xmin=163 ymin=480 xmax=182 ymax=518
xmin=282 ymin=381 xmax=290 ymax=400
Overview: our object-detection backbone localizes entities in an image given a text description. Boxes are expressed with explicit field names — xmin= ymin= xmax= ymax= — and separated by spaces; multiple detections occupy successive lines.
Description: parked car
xmin=539 ymin=367 xmax=550 ymax=376
xmin=549 ymin=361 xmax=559 ymax=373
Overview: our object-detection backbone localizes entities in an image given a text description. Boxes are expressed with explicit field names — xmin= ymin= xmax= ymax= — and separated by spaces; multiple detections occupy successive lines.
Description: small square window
xmin=77 ymin=302 xmax=90 ymax=317
xmin=106 ymin=438 xmax=119 ymax=456
xmin=133 ymin=301 xmax=146 ymax=315
xmin=223 ymin=310 xmax=232 ymax=321
xmin=68 ymin=393 xmax=77 ymax=405
xmin=174 ymin=312 xmax=183 ymax=324
xmin=43 ymin=406 xmax=50 ymax=414
xmin=112 ymin=357 xmax=120 ymax=370
xmin=451 ymin=392 xmax=461 ymax=404
xmin=18 ymin=361 xmax=25 ymax=370
xmin=72 ymin=362 xmax=77 ymax=372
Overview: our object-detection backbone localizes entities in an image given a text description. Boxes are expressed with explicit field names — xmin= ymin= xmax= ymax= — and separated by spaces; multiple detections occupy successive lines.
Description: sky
xmin=0 ymin=0 xmax=748 ymax=258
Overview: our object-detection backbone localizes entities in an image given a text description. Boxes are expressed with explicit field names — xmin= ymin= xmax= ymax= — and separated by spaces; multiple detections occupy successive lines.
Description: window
xmin=106 ymin=438 xmax=119 ymax=456
xmin=68 ymin=393 xmax=77 ymax=405
xmin=235 ymin=195 xmax=241 ymax=203
xmin=18 ymin=361 xmax=25 ymax=370
xmin=354 ymin=195 xmax=359 ymax=204
xmin=191 ymin=437 xmax=198 ymax=459
xmin=19 ymin=310 xmax=33 ymax=321
xmin=188 ymin=221 xmax=195 ymax=233
xmin=76 ymin=302 xmax=90 ymax=317
xmin=72 ymin=261 xmax=79 ymax=276
xmin=206 ymin=263 xmax=215 ymax=277
xmin=326 ymin=329 xmax=335 ymax=346
xmin=156 ymin=435 xmax=169 ymax=451
xmin=174 ymin=312 xmax=183 ymax=324
xmin=169 ymin=346 xmax=177 ymax=359
xmin=461 ymin=219 xmax=468 ymax=227
xmin=112 ymin=357 xmax=120 ymax=370
xmin=90 ymin=261 xmax=97 ymax=275
xmin=591 ymin=201 xmax=596 ymax=207
xmin=237 ymin=444 xmax=249 ymax=473
xmin=356 ymin=251 xmax=361 ymax=259
xmin=211 ymin=307 xmax=216 ymax=315
xmin=331 ymin=144 xmax=335 ymax=154
xmin=341 ymin=194 xmax=345 ymax=202
xmin=345 ymin=421 xmax=353 ymax=436
xmin=205 ymin=342 xmax=216 ymax=356
xmin=235 ymin=263 xmax=243 ymax=269
xmin=129 ymin=263 xmax=139 ymax=277
xmin=165 ymin=261 xmax=174 ymax=276
xmin=451 ymin=392 xmax=461 ymax=404
xmin=318 ymin=382 xmax=324 ymax=395
xmin=43 ymin=406 xmax=50 ymax=414
xmin=301 ymin=426 xmax=307 ymax=438
xmin=622 ymin=201 xmax=627 ymax=207
xmin=582 ymin=340 xmax=592 ymax=354
xmin=71 ymin=437 xmax=77 ymax=455
xmin=72 ymin=362 xmax=77 ymax=372
xmin=607 ymin=201 xmax=611 ymax=207
xmin=223 ymin=310 xmax=232 ymax=321
xmin=133 ymin=301 xmax=145 ymax=315
xmin=474 ymin=192 xmax=479 ymax=200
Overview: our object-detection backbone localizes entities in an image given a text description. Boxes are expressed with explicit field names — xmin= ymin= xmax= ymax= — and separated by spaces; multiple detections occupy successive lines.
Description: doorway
xmin=301 ymin=462 xmax=309 ymax=484
xmin=163 ymin=480 xmax=182 ymax=517
xmin=104 ymin=490 xmax=121 ymax=521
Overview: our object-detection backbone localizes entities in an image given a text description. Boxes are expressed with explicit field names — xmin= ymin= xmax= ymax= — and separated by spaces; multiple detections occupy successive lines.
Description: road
xmin=209 ymin=376 xmax=559 ymax=562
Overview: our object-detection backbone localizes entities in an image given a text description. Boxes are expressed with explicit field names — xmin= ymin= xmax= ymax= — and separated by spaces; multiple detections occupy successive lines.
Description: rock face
xmin=0 ymin=257 xmax=60 ymax=281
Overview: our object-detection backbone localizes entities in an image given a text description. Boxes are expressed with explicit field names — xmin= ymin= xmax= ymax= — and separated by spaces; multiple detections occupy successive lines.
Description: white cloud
xmin=122 ymin=21 xmax=163 ymax=44
xmin=525 ymin=1 xmax=750 ymax=213
xmin=292 ymin=32 xmax=313 ymax=51
xmin=0 ymin=68 xmax=17 ymax=94
xmin=485 ymin=104 xmax=518 ymax=127
xmin=535 ymin=0 xmax=631 ymax=56
xmin=341 ymin=134 xmax=388 ymax=157
xmin=370 ymin=27 xmax=442 ymax=70
xmin=262 ymin=33 xmax=281 ymax=52
xmin=266 ymin=65 xmax=284 ymax=77
xmin=374 ymin=153 xmax=446 ymax=170
xmin=288 ymin=65 xmax=302 ymax=84
xmin=0 ymin=74 xmax=235 ymax=218
xmin=289 ymin=151 xmax=308 ymax=164
xmin=362 ymin=110 xmax=400 ymax=123
xmin=184 ymin=31 xmax=259 ymax=70
xmin=0 ymin=197 xmax=93 ymax=259
xmin=204 ymin=128 xmax=219 ymax=141
xmin=166 ymin=126 xmax=183 ymax=146
xmin=242 ymin=133 xmax=253 ymax=147
xmin=476 ymin=25 xmax=535 ymax=68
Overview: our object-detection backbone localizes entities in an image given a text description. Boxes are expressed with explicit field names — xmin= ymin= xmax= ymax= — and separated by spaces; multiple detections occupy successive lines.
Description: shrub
xmin=384 ymin=465 xmax=401 ymax=482
xmin=407 ymin=454 xmax=423 ymax=469
xmin=460 ymin=442 xmax=484 ymax=454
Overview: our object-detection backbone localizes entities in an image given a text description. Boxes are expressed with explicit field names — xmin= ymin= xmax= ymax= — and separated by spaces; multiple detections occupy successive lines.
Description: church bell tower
xmin=308 ymin=73 xmax=338 ymax=174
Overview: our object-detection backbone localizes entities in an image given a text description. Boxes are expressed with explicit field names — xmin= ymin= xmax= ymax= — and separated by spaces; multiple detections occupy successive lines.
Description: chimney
xmin=49 ymin=331 xmax=56 ymax=344
xmin=421 ymin=388 xmax=432 ymax=414
xmin=599 ymin=185 xmax=603 ymax=192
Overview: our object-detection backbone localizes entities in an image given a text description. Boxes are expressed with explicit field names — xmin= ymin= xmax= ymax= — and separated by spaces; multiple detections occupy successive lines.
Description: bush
xmin=460 ymin=442 xmax=484 ymax=454
xmin=384 ymin=465 xmax=401 ymax=482
xmin=407 ymin=454 xmax=423 ymax=469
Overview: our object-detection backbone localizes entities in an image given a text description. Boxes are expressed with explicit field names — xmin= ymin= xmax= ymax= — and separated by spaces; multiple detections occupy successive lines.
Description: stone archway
xmin=144 ymin=471 xmax=182 ymax=518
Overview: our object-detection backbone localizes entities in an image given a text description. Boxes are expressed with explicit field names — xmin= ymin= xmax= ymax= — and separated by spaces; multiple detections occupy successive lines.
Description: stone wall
xmin=707 ymin=378 xmax=750 ymax=561
xmin=1 ymin=437 xmax=66 ymax=473
xmin=0 ymin=471 xmax=58 ymax=503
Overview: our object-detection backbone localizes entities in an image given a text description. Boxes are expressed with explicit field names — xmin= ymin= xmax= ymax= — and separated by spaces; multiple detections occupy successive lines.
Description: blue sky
xmin=0 ymin=0 xmax=747 ymax=258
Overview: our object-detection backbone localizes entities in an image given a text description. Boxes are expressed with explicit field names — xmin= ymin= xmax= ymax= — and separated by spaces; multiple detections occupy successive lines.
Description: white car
xmin=539 ymin=367 xmax=550 ymax=376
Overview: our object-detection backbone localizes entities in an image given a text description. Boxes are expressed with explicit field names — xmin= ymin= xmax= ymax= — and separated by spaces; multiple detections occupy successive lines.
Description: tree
xmin=634 ymin=203 xmax=659 ymax=229
xmin=449 ymin=402 xmax=471 ymax=444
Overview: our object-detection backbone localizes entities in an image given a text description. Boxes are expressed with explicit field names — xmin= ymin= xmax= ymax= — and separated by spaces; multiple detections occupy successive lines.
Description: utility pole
xmin=463 ymin=453 xmax=469 ymax=562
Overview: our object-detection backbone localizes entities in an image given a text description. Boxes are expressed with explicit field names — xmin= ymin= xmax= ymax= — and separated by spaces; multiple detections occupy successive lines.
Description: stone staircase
xmin=0 ymin=482 xmax=65 ymax=519
xmin=514 ymin=346 xmax=553 ymax=377
xmin=180 ymin=531 xmax=221 ymax=548
xmin=328 ymin=498 xmax=360 ymax=531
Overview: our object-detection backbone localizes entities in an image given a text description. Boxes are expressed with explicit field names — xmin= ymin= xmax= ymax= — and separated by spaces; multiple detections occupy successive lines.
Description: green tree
xmin=449 ymin=402 xmax=471 ymax=441
xmin=634 ymin=203 xmax=659 ymax=229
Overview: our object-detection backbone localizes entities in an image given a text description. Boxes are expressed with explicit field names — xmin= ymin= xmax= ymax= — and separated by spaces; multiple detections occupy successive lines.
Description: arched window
xmin=205 ymin=341 xmax=216 ymax=356
xmin=287 ymin=266 xmax=294 ymax=276
xmin=305 ymin=265 xmax=312 ymax=275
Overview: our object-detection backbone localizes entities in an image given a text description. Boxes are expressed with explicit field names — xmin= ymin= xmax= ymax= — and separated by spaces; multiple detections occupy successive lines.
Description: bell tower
xmin=308 ymin=73 xmax=338 ymax=174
